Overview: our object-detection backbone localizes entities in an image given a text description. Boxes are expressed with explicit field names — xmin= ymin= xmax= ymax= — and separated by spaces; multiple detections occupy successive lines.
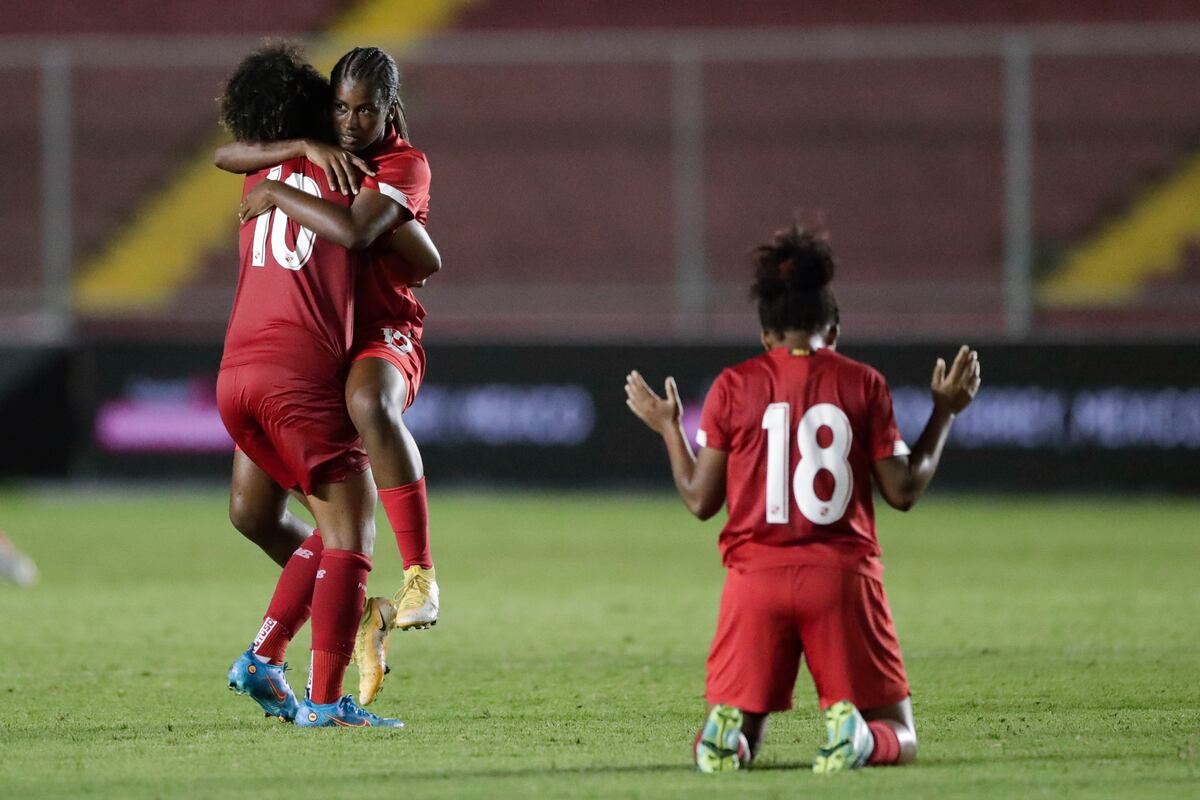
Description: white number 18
xmin=761 ymin=402 xmax=853 ymax=525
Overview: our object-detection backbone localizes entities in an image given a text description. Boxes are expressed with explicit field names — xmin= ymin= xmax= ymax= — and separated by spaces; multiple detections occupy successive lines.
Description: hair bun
xmin=750 ymin=224 xmax=840 ymax=334
xmin=771 ymin=226 xmax=834 ymax=292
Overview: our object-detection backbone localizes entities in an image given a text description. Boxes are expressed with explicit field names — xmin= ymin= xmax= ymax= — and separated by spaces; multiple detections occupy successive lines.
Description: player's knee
xmin=228 ymin=494 xmax=276 ymax=541
xmin=347 ymin=385 xmax=405 ymax=436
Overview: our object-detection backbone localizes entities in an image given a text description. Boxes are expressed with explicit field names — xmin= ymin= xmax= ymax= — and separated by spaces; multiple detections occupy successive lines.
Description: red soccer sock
xmin=307 ymin=548 xmax=372 ymax=704
xmin=867 ymin=720 xmax=902 ymax=765
xmin=252 ymin=531 xmax=324 ymax=664
xmin=378 ymin=478 xmax=432 ymax=569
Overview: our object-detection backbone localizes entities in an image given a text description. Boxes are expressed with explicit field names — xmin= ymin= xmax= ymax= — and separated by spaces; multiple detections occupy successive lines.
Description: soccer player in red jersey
xmin=625 ymin=225 xmax=981 ymax=773
xmin=217 ymin=47 xmax=440 ymax=705
xmin=216 ymin=45 xmax=402 ymax=728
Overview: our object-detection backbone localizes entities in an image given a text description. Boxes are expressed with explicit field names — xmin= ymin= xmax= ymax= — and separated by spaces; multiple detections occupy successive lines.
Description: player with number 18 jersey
xmin=698 ymin=345 xmax=911 ymax=716
xmin=699 ymin=347 xmax=909 ymax=580
xmin=626 ymin=224 xmax=982 ymax=772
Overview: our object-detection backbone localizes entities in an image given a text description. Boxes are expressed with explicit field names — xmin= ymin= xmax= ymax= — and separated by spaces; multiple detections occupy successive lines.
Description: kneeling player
xmin=624 ymin=225 xmax=980 ymax=772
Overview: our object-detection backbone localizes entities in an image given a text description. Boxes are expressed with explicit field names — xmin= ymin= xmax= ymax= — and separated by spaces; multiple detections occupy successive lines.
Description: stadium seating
xmin=5 ymin=1 xmax=1200 ymax=337
xmin=0 ymin=0 xmax=343 ymax=318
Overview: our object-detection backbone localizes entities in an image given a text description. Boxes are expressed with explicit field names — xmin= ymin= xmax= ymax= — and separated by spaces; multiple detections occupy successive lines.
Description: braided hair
xmin=331 ymin=46 xmax=410 ymax=140
xmin=219 ymin=43 xmax=331 ymax=142
xmin=750 ymin=225 xmax=840 ymax=335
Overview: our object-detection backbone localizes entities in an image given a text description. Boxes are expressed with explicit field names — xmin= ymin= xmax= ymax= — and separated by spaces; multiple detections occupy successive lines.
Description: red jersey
xmin=221 ymin=159 xmax=355 ymax=377
xmin=698 ymin=347 xmax=909 ymax=578
xmin=356 ymin=130 xmax=432 ymax=337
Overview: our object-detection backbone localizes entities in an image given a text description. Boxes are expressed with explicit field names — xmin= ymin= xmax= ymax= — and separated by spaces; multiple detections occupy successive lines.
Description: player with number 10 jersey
xmin=220 ymin=159 xmax=364 ymax=490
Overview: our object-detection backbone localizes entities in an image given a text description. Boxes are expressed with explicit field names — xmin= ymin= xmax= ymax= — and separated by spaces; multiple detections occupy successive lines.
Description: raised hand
xmin=624 ymin=370 xmax=682 ymax=435
xmin=931 ymin=345 xmax=981 ymax=415
xmin=303 ymin=139 xmax=375 ymax=195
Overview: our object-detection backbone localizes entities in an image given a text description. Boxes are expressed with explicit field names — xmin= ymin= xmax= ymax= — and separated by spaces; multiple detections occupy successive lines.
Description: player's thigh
xmin=706 ymin=567 xmax=802 ymax=714
xmin=795 ymin=567 xmax=910 ymax=711
xmin=348 ymin=335 xmax=424 ymax=414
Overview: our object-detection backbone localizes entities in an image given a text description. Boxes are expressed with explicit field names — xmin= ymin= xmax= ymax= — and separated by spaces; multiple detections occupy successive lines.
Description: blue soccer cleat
xmin=294 ymin=695 xmax=406 ymax=728
xmin=227 ymin=648 xmax=299 ymax=722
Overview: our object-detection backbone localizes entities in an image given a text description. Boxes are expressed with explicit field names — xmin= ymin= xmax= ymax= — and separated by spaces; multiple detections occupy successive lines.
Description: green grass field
xmin=1 ymin=489 xmax=1198 ymax=798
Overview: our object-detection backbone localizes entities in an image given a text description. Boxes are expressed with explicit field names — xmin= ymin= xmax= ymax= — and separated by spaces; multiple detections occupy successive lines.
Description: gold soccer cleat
xmin=392 ymin=565 xmax=439 ymax=631
xmin=353 ymin=596 xmax=396 ymax=706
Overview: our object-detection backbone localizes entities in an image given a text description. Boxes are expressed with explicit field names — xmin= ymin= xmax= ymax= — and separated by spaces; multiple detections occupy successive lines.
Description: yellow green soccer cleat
xmin=392 ymin=565 xmax=439 ymax=631
xmin=694 ymin=704 xmax=750 ymax=773
xmin=353 ymin=596 xmax=396 ymax=706
xmin=812 ymin=700 xmax=875 ymax=774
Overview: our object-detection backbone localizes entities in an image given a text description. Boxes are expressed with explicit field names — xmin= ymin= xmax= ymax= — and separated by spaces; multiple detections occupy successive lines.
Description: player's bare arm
xmin=625 ymin=371 xmax=727 ymax=519
xmin=215 ymin=138 xmax=374 ymax=196
xmin=387 ymin=220 xmax=442 ymax=287
xmin=239 ymin=181 xmax=405 ymax=250
xmin=873 ymin=345 xmax=981 ymax=511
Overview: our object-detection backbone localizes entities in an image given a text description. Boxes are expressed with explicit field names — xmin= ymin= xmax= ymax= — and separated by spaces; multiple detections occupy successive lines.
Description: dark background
xmin=3 ymin=341 xmax=1196 ymax=492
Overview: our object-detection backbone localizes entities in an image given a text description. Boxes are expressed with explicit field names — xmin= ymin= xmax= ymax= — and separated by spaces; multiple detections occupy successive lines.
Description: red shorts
xmin=705 ymin=565 xmax=909 ymax=714
xmin=216 ymin=364 xmax=369 ymax=496
xmin=350 ymin=323 xmax=426 ymax=410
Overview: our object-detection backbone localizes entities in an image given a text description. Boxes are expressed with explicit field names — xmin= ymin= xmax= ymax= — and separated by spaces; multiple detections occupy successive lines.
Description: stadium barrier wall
xmin=2 ymin=342 xmax=1198 ymax=491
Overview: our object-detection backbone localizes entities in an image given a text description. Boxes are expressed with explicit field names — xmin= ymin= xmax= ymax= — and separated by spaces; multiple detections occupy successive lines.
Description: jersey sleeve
xmin=868 ymin=371 xmax=910 ymax=461
xmin=362 ymin=150 xmax=431 ymax=224
xmin=697 ymin=371 xmax=733 ymax=452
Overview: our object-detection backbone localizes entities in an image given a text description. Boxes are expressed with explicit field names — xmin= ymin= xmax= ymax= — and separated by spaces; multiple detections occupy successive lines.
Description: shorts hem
xmin=705 ymin=693 xmax=793 ymax=715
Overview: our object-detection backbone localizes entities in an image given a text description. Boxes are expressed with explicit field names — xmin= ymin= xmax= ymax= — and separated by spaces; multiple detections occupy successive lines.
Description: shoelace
xmin=339 ymin=696 xmax=381 ymax=723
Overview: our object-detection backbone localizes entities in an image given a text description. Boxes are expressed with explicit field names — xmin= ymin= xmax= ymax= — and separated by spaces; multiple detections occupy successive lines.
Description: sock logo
xmin=295 ymin=547 xmax=315 ymax=560
xmin=357 ymin=582 xmax=367 ymax=592
xmin=252 ymin=617 xmax=278 ymax=652
xmin=316 ymin=569 xmax=326 ymax=580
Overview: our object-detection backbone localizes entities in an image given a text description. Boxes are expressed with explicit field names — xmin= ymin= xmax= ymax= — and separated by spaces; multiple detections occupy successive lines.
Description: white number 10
xmin=250 ymin=165 xmax=322 ymax=271
xmin=761 ymin=402 xmax=854 ymax=525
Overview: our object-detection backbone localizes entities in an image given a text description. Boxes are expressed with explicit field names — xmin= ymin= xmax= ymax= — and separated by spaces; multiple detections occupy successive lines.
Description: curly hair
xmin=219 ymin=43 xmax=332 ymax=142
xmin=750 ymin=224 xmax=840 ymax=335
xmin=331 ymin=46 xmax=410 ymax=140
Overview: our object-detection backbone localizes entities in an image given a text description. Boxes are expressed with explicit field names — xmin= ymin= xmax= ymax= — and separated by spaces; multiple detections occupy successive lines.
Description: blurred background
xmin=1 ymin=0 xmax=1199 ymax=491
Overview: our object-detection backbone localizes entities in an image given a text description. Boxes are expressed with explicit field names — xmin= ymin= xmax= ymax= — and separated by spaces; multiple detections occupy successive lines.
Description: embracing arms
xmin=239 ymin=181 xmax=404 ymax=251
xmin=218 ymin=138 xmax=440 ymax=283
xmin=214 ymin=138 xmax=373 ymax=196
